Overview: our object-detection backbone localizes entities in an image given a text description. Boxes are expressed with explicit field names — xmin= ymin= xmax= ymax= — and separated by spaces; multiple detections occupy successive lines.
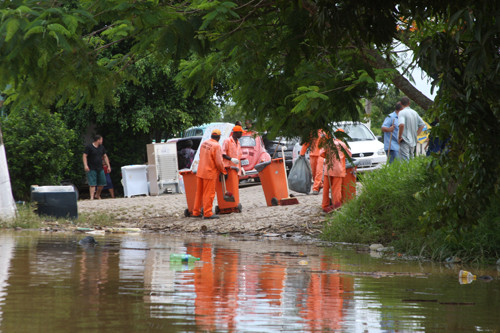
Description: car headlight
xmin=377 ymin=148 xmax=385 ymax=155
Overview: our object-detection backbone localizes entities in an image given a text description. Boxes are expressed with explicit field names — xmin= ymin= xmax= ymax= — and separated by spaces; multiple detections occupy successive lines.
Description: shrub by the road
xmin=2 ymin=108 xmax=76 ymax=200
xmin=322 ymin=157 xmax=500 ymax=263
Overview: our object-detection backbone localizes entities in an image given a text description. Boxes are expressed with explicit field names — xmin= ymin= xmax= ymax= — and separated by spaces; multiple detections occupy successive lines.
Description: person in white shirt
xmin=398 ymin=97 xmax=426 ymax=161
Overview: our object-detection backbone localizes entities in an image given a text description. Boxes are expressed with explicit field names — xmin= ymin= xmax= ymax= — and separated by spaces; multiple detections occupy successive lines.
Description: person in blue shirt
xmin=381 ymin=102 xmax=403 ymax=163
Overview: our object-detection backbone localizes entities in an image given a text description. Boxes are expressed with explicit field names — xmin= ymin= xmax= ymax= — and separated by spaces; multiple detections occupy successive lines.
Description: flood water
xmin=0 ymin=231 xmax=498 ymax=332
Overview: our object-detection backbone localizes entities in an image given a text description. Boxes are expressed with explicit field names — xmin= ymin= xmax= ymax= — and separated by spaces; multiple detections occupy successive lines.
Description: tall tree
xmin=0 ymin=0 xmax=498 ymax=227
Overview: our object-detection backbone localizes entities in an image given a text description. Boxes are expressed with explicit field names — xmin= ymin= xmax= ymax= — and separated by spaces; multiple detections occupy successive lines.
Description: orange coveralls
xmin=222 ymin=136 xmax=242 ymax=175
xmin=300 ymin=130 xmax=325 ymax=192
xmin=193 ymin=138 xmax=226 ymax=217
xmin=320 ymin=139 xmax=351 ymax=211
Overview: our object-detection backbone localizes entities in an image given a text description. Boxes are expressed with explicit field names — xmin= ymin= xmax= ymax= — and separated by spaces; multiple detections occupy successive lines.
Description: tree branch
xmin=362 ymin=47 xmax=434 ymax=110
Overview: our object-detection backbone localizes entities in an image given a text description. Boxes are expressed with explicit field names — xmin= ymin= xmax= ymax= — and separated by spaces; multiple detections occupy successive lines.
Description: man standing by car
xmin=193 ymin=129 xmax=227 ymax=219
xmin=398 ymin=97 xmax=426 ymax=161
xmin=83 ymin=134 xmax=111 ymax=200
xmin=381 ymin=102 xmax=403 ymax=163
xmin=300 ymin=129 xmax=326 ymax=194
xmin=320 ymin=129 xmax=351 ymax=213
xmin=222 ymin=125 xmax=244 ymax=175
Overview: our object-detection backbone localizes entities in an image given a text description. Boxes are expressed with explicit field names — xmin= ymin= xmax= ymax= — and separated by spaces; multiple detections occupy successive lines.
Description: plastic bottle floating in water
xmin=170 ymin=253 xmax=200 ymax=262
xmin=170 ymin=261 xmax=196 ymax=272
xmin=458 ymin=270 xmax=476 ymax=284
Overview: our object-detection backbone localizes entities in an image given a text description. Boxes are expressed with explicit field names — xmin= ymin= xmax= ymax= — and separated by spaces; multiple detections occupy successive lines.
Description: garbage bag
xmin=287 ymin=155 xmax=312 ymax=194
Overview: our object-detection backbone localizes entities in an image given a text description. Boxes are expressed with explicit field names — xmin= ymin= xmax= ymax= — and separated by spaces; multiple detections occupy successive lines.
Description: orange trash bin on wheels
xmin=179 ymin=170 xmax=198 ymax=217
xmin=342 ymin=160 xmax=358 ymax=204
xmin=215 ymin=166 xmax=242 ymax=214
xmin=255 ymin=158 xmax=292 ymax=206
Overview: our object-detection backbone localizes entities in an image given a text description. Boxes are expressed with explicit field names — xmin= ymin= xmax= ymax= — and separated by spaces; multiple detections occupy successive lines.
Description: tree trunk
xmin=363 ymin=48 xmax=435 ymax=110
xmin=0 ymin=126 xmax=17 ymax=221
xmin=364 ymin=99 xmax=372 ymax=128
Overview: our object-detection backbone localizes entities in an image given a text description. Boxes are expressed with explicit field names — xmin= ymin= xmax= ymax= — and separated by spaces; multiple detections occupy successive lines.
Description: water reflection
xmin=0 ymin=231 xmax=498 ymax=332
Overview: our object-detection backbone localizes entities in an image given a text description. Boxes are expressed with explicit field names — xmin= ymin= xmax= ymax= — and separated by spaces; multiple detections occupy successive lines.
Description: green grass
xmin=322 ymin=157 xmax=500 ymax=263
xmin=0 ymin=203 xmax=116 ymax=229
xmin=323 ymin=157 xmax=436 ymax=244
xmin=1 ymin=204 xmax=43 ymax=229
xmin=77 ymin=212 xmax=116 ymax=227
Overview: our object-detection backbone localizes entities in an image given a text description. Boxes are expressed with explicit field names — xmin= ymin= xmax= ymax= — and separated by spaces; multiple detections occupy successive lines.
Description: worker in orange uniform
xmin=300 ymin=130 xmax=326 ymax=195
xmin=320 ymin=129 xmax=351 ymax=213
xmin=222 ymin=125 xmax=245 ymax=176
xmin=193 ymin=129 xmax=227 ymax=219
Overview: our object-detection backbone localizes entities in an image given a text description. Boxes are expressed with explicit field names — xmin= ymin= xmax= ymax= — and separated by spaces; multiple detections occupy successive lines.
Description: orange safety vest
xmin=222 ymin=136 xmax=242 ymax=169
xmin=321 ymin=139 xmax=351 ymax=177
xmin=197 ymin=138 xmax=226 ymax=180
xmin=300 ymin=130 xmax=326 ymax=157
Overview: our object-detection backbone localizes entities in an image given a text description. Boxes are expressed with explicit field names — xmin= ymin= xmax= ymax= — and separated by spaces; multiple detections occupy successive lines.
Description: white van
xmin=292 ymin=122 xmax=387 ymax=172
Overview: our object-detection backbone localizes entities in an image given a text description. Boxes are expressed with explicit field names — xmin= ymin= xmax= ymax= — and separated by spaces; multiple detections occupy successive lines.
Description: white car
xmin=292 ymin=122 xmax=387 ymax=172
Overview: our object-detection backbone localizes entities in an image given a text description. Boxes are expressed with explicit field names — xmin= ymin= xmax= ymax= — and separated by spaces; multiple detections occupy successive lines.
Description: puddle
xmin=0 ymin=231 xmax=498 ymax=332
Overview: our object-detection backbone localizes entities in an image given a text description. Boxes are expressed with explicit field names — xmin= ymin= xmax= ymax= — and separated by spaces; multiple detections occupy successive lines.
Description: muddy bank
xmin=77 ymin=184 xmax=327 ymax=235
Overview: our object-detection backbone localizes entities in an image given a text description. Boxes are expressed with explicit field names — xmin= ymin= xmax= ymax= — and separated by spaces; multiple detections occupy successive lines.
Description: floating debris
xmin=76 ymin=227 xmax=93 ymax=232
xmin=107 ymin=227 xmax=141 ymax=234
xmin=478 ymin=275 xmax=494 ymax=282
xmin=78 ymin=236 xmax=97 ymax=246
xmin=86 ymin=230 xmax=106 ymax=235
xmin=309 ymin=269 xmax=430 ymax=278
xmin=458 ymin=270 xmax=476 ymax=284
xmin=439 ymin=302 xmax=475 ymax=306
xmin=402 ymin=299 xmax=438 ymax=303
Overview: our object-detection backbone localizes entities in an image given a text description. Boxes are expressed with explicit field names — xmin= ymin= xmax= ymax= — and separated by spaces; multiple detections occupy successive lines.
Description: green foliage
xmin=177 ymin=3 xmax=380 ymax=142
xmin=1 ymin=204 xmax=116 ymax=229
xmin=323 ymin=158 xmax=438 ymax=244
xmin=1 ymin=107 xmax=76 ymax=200
xmin=0 ymin=0 xmax=498 ymax=252
xmin=414 ymin=2 xmax=500 ymax=229
xmin=2 ymin=204 xmax=41 ymax=229
xmin=107 ymin=56 xmax=217 ymax=140
xmin=392 ymin=196 xmax=500 ymax=263
xmin=58 ymin=56 xmax=217 ymax=195
xmin=323 ymin=157 xmax=500 ymax=262
xmin=0 ymin=0 xmax=189 ymax=111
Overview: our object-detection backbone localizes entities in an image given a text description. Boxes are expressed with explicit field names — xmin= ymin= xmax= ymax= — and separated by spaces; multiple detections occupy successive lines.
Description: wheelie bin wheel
xmin=271 ymin=197 xmax=279 ymax=206
xmin=236 ymin=203 xmax=242 ymax=213
xmin=215 ymin=206 xmax=220 ymax=214
xmin=184 ymin=209 xmax=190 ymax=217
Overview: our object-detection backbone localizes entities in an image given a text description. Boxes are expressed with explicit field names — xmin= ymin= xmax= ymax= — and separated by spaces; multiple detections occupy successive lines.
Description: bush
xmin=322 ymin=157 xmax=437 ymax=243
xmin=322 ymin=157 xmax=500 ymax=262
xmin=1 ymin=108 xmax=76 ymax=200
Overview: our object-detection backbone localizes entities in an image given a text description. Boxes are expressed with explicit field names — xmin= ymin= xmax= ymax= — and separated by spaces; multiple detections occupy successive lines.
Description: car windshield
xmin=339 ymin=124 xmax=375 ymax=141
xmin=239 ymin=136 xmax=257 ymax=147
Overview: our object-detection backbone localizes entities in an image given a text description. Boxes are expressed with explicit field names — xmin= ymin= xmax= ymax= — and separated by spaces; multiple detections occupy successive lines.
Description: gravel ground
xmin=77 ymin=184 xmax=327 ymax=235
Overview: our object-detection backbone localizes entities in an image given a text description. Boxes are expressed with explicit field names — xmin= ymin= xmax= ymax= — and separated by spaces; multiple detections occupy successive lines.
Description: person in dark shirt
xmin=83 ymin=135 xmax=111 ymax=200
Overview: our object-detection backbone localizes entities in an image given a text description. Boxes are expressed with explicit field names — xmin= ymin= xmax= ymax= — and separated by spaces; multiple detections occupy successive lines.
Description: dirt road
xmin=78 ymin=184 xmax=327 ymax=235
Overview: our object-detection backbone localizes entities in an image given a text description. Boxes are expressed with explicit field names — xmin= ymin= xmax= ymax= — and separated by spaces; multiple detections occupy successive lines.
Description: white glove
xmin=231 ymin=158 xmax=239 ymax=165
xmin=241 ymin=168 xmax=246 ymax=176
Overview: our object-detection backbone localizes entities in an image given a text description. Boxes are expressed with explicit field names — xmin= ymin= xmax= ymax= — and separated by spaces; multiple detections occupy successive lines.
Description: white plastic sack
xmin=287 ymin=155 xmax=312 ymax=194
